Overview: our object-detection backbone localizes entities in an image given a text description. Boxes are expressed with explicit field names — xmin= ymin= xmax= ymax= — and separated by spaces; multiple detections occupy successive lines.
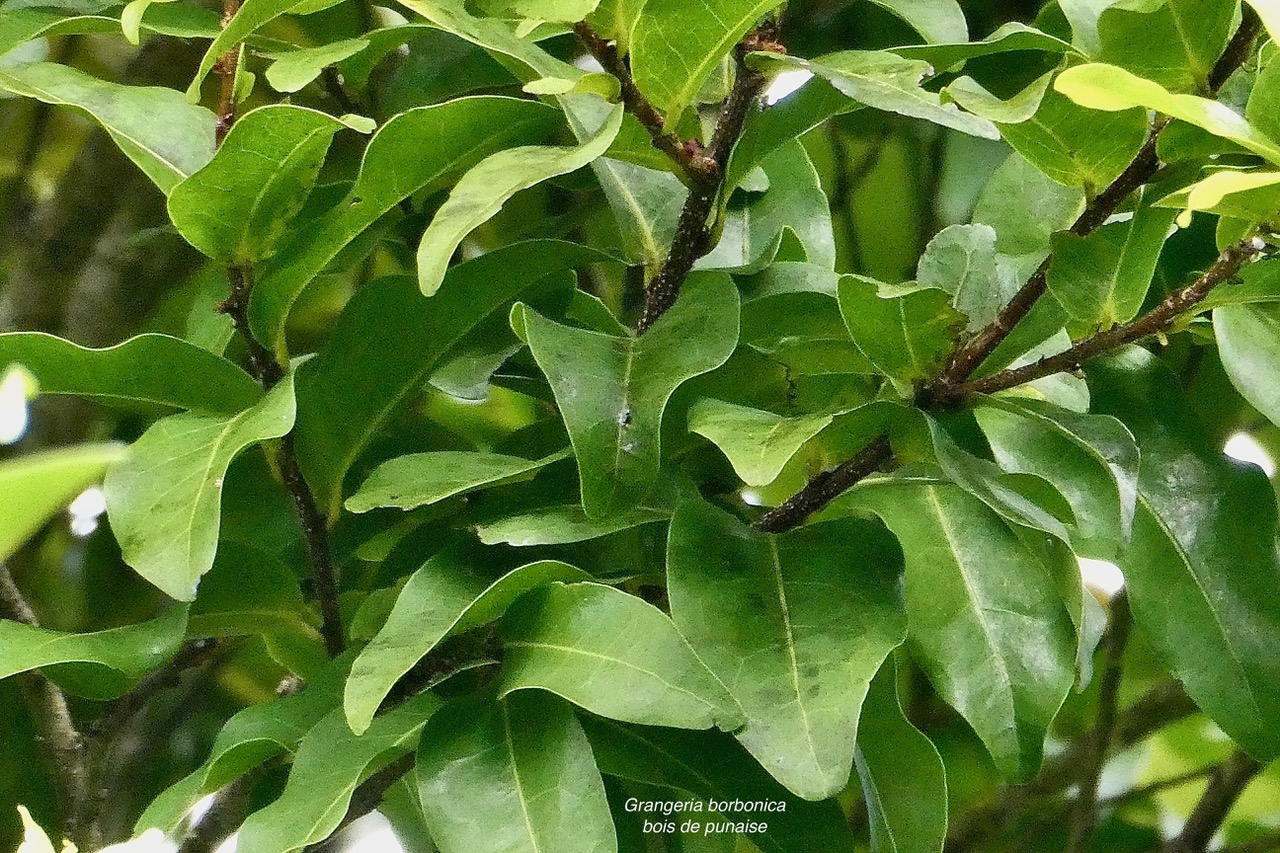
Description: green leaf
xmin=998 ymin=86 xmax=1149 ymax=191
xmin=1097 ymin=0 xmax=1235 ymax=93
xmin=866 ymin=0 xmax=967 ymax=43
xmin=485 ymin=0 xmax=601 ymax=21
xmin=975 ymin=397 xmax=1139 ymax=560
xmin=854 ymin=659 xmax=947 ymax=853
xmin=0 ymin=607 xmax=187 ymax=700
xmin=263 ymin=39 xmax=369 ymax=93
xmin=136 ymin=656 xmax=351 ymax=834
xmin=1090 ymin=348 xmax=1280 ymax=760
xmin=345 ymin=449 xmax=571 ymax=513
xmin=726 ymin=78 xmax=855 ymax=192
xmin=417 ymin=691 xmax=617 ymax=853
xmin=168 ymin=105 xmax=352 ymax=263
xmin=1216 ymin=302 xmax=1280 ymax=430
xmin=758 ymin=51 xmax=999 ymax=139
xmin=248 ymin=96 xmax=562 ymax=348
xmin=187 ymin=541 xmax=318 ymax=642
xmin=398 ymin=0 xmax=582 ymax=82
xmin=581 ymin=717 xmax=857 ymax=853
xmin=1047 ymin=193 xmax=1176 ymax=328
xmin=837 ymin=276 xmax=964 ymax=390
xmin=0 ymin=444 xmax=125 ymax=563
xmin=1243 ymin=0 xmax=1280 ymax=44
xmin=345 ymin=553 xmax=588 ymax=735
xmin=628 ymin=0 xmax=780 ymax=124
xmin=416 ymin=102 xmax=622 ymax=296
xmin=500 ymin=582 xmax=745 ymax=730
xmin=293 ymin=241 xmax=609 ymax=518
xmin=667 ymin=501 xmax=906 ymax=800
xmin=0 ymin=62 xmax=214 ymax=194
xmin=687 ymin=399 xmax=833 ymax=487
xmin=849 ymin=481 xmax=1076 ymax=779
xmin=1247 ymin=36 xmax=1280 ymax=143
xmin=0 ymin=332 xmax=261 ymax=414
xmin=186 ymin=0 xmax=323 ymax=100
xmin=104 ymin=372 xmax=297 ymax=601
xmin=1054 ymin=64 xmax=1280 ymax=165
xmin=516 ymin=272 xmax=739 ymax=517
xmin=235 ymin=692 xmax=440 ymax=853
xmin=944 ymin=72 xmax=1054 ymax=125
xmin=892 ymin=22 xmax=1076 ymax=70
xmin=972 ymin=152 xmax=1085 ymax=284
xmin=475 ymin=505 xmax=668 ymax=545
xmin=916 ymin=223 xmax=1013 ymax=332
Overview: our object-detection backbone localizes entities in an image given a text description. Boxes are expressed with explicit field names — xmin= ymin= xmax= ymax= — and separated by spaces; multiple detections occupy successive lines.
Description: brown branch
xmin=636 ymin=26 xmax=776 ymax=333
xmin=213 ymin=0 xmax=243 ymax=145
xmin=302 ymin=753 xmax=416 ymax=852
xmin=755 ymin=434 xmax=894 ymax=532
xmin=945 ymin=237 xmax=1266 ymax=399
xmin=1066 ymin=592 xmax=1132 ymax=853
xmin=1 ymin=563 xmax=92 ymax=850
xmin=1165 ymin=750 xmax=1263 ymax=853
xmin=572 ymin=21 xmax=714 ymax=185
xmin=1099 ymin=764 xmax=1218 ymax=807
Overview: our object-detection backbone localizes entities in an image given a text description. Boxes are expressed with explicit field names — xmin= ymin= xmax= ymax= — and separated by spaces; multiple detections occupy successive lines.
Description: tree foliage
xmin=2 ymin=0 xmax=1280 ymax=850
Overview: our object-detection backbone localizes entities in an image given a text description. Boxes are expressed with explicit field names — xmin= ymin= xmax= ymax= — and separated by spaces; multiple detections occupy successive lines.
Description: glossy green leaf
xmin=1216 ymin=302 xmax=1280 ymax=430
xmin=892 ymin=22 xmax=1076 ymax=69
xmin=1096 ymin=0 xmax=1234 ymax=93
xmin=975 ymin=397 xmax=1139 ymax=560
xmin=999 ymin=86 xmax=1148 ymax=191
xmin=248 ymin=97 xmax=561 ymax=348
xmin=972 ymin=151 xmax=1085 ymax=284
xmin=628 ymin=0 xmax=780 ymax=124
xmin=581 ymin=717 xmax=857 ymax=853
xmin=1047 ymin=194 xmax=1176 ymax=328
xmin=758 ymin=51 xmax=999 ymax=139
xmin=235 ymin=693 xmax=439 ymax=853
xmin=417 ymin=691 xmax=616 ymax=853
xmin=838 ymin=276 xmax=964 ymax=390
xmin=168 ymin=105 xmax=351 ymax=263
xmin=0 ymin=443 xmax=125 ymax=563
xmin=0 ymin=62 xmax=214 ymax=193
xmin=726 ymin=78 xmax=855 ymax=192
xmin=475 ymin=505 xmax=668 ymax=545
xmin=944 ymin=72 xmax=1053 ymax=125
xmin=187 ymin=542 xmax=318 ymax=641
xmin=104 ymin=373 xmax=296 ymax=601
xmin=854 ymin=659 xmax=947 ymax=853
xmin=345 ymin=449 xmax=570 ymax=513
xmin=294 ymin=242 xmax=609 ymax=518
xmin=1090 ymin=349 xmax=1280 ymax=760
xmin=687 ymin=399 xmax=832 ymax=487
xmin=916 ymin=223 xmax=1013 ymax=332
xmin=416 ymin=102 xmax=622 ymax=295
xmin=850 ymin=481 xmax=1076 ymax=779
xmin=0 ymin=607 xmax=186 ymax=700
xmin=187 ymin=0 xmax=323 ymax=100
xmin=867 ymin=0 xmax=967 ymax=43
xmin=264 ymin=39 xmax=369 ymax=93
xmin=399 ymin=0 xmax=580 ymax=81
xmin=0 ymin=332 xmax=261 ymax=414
xmin=516 ymin=272 xmax=739 ymax=517
xmin=1247 ymin=40 xmax=1280 ymax=142
xmin=345 ymin=554 xmax=588 ymax=734
xmin=1054 ymin=64 xmax=1280 ymax=165
xmin=667 ymin=501 xmax=906 ymax=800
xmin=500 ymin=582 xmax=745 ymax=730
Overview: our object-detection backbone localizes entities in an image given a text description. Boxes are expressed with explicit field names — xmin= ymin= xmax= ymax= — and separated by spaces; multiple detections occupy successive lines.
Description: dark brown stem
xmin=1165 ymin=750 xmax=1263 ymax=853
xmin=754 ymin=434 xmax=893 ymax=532
xmin=0 ymin=563 xmax=91 ymax=850
xmin=1066 ymin=592 xmax=1132 ymax=853
xmin=1099 ymin=765 xmax=1218 ymax=807
xmin=302 ymin=753 xmax=416 ymax=852
xmin=636 ymin=32 xmax=772 ymax=333
xmin=214 ymin=0 xmax=243 ymax=146
xmin=946 ymin=238 xmax=1265 ymax=399
xmin=176 ymin=764 xmax=265 ymax=853
xmin=1206 ymin=5 xmax=1263 ymax=93
xmin=572 ymin=21 xmax=714 ymax=186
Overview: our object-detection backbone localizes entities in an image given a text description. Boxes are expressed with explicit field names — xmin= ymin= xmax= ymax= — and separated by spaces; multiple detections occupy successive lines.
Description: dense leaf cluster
xmin=3 ymin=0 xmax=1280 ymax=850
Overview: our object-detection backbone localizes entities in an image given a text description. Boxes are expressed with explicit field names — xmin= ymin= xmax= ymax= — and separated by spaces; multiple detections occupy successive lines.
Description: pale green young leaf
xmin=263 ymin=39 xmax=369 ymax=92
xmin=516 ymin=272 xmax=739 ymax=518
xmin=0 ymin=62 xmax=215 ymax=194
xmin=944 ymin=72 xmax=1053 ymax=125
xmin=168 ymin=105 xmax=352 ymax=263
xmin=855 ymin=658 xmax=947 ymax=853
xmin=248 ymin=97 xmax=561 ymax=348
xmin=1054 ymin=64 xmax=1280 ymax=164
xmin=345 ymin=449 xmax=571 ymax=513
xmin=687 ymin=399 xmax=833 ymax=487
xmin=345 ymin=553 xmax=588 ymax=735
xmin=500 ymin=582 xmax=745 ymax=730
xmin=417 ymin=691 xmax=617 ymax=853
xmin=0 ymin=444 xmax=125 ymax=563
xmin=416 ymin=102 xmax=622 ymax=295
xmin=0 ymin=332 xmax=261 ymax=414
xmin=104 ymin=373 xmax=297 ymax=601
xmin=235 ymin=693 xmax=440 ymax=853
xmin=667 ymin=501 xmax=906 ymax=800
xmin=1162 ymin=170 xmax=1280 ymax=225
xmin=850 ymin=481 xmax=1077 ymax=780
